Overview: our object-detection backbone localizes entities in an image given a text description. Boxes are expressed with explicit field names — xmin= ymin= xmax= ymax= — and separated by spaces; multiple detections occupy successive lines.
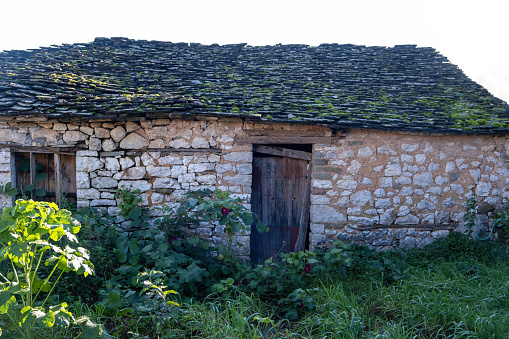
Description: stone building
xmin=0 ymin=38 xmax=508 ymax=262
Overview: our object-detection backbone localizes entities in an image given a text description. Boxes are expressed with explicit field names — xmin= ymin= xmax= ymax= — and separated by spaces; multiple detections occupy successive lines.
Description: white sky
xmin=1 ymin=0 xmax=508 ymax=102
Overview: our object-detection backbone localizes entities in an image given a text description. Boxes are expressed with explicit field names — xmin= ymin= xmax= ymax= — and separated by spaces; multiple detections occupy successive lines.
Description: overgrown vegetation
xmin=1 ymin=189 xmax=509 ymax=338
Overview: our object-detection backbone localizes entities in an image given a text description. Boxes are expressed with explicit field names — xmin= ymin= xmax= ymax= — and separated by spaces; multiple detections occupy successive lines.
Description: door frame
xmin=250 ymin=144 xmax=312 ymax=263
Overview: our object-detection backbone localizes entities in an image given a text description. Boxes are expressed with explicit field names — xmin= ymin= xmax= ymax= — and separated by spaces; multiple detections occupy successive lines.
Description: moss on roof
xmin=1 ymin=37 xmax=508 ymax=133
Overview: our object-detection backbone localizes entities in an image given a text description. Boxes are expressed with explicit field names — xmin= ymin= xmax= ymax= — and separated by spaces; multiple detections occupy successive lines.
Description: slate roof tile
xmin=0 ymin=37 xmax=508 ymax=133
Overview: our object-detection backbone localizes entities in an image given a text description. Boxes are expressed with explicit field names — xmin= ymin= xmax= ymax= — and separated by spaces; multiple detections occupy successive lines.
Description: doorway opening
xmin=250 ymin=144 xmax=312 ymax=265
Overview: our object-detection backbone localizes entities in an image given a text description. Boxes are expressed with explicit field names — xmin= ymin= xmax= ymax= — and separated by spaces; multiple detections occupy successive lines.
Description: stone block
xmin=158 ymin=156 xmax=183 ymax=165
xmin=62 ymin=131 xmax=87 ymax=143
xmin=169 ymin=139 xmax=190 ymax=149
xmin=94 ymin=128 xmax=110 ymax=139
xmin=311 ymin=205 xmax=346 ymax=223
xmin=413 ymin=172 xmax=432 ymax=187
xmin=384 ymin=164 xmax=402 ymax=176
xmin=395 ymin=214 xmax=419 ymax=224
xmin=123 ymin=167 xmax=146 ymax=179
xmin=188 ymin=163 xmax=214 ymax=173
xmin=118 ymin=180 xmax=152 ymax=192
xmin=223 ymin=152 xmax=252 ymax=163
xmin=91 ymin=177 xmax=118 ymax=189
xmin=90 ymin=199 xmax=117 ymax=207
xmin=119 ymin=132 xmax=149 ymax=149
xmin=101 ymin=139 xmax=116 ymax=152
xmin=77 ymin=188 xmax=100 ymax=199
xmin=105 ymin=158 xmax=120 ymax=171
xmin=76 ymin=157 xmax=103 ymax=172
xmin=146 ymin=165 xmax=172 ymax=177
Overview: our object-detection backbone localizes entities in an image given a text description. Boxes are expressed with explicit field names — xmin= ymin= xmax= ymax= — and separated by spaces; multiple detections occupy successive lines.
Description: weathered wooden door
xmin=250 ymin=147 xmax=311 ymax=265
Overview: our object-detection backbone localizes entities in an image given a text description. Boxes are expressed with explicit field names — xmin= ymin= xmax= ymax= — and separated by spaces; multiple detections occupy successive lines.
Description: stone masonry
xmin=0 ymin=115 xmax=508 ymax=254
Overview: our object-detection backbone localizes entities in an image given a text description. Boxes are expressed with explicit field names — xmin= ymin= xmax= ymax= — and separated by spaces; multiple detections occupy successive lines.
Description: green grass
xmin=83 ymin=258 xmax=509 ymax=338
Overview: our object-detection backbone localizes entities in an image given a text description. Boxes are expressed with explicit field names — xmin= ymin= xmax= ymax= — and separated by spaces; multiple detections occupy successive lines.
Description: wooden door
xmin=250 ymin=153 xmax=311 ymax=265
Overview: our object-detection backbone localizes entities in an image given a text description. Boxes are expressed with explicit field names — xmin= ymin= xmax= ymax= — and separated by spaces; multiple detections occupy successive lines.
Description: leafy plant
xmin=464 ymin=193 xmax=478 ymax=236
xmin=0 ymin=200 xmax=106 ymax=338
xmin=492 ymin=200 xmax=509 ymax=243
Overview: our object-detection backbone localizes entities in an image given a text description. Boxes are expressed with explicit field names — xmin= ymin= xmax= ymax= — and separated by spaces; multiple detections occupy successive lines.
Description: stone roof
xmin=1 ymin=37 xmax=508 ymax=133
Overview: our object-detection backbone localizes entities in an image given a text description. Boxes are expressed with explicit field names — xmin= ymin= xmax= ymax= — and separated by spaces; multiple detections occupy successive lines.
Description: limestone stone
xmin=146 ymin=165 xmax=172 ymax=177
xmin=431 ymin=230 xmax=449 ymax=238
xmin=197 ymin=174 xmax=217 ymax=184
xmin=123 ymin=167 xmax=146 ymax=179
xmin=417 ymin=199 xmax=435 ymax=211
xmin=89 ymin=137 xmax=101 ymax=151
xmin=313 ymin=180 xmax=333 ymax=189
xmin=91 ymin=177 xmax=118 ymax=189
xmin=395 ymin=214 xmax=419 ymax=224
xmin=311 ymin=205 xmax=347 ymax=223
xmin=347 ymin=160 xmax=361 ymax=174
xmin=361 ymin=178 xmax=372 ymax=185
xmin=115 ymin=160 xmax=134 ymax=174
xmin=102 ymin=139 xmax=116 ymax=152
xmin=422 ymin=213 xmax=435 ymax=223
xmin=94 ymin=128 xmax=110 ymax=139
xmin=374 ymin=188 xmax=386 ymax=197
xmin=80 ymin=126 xmax=94 ymax=135
xmin=140 ymin=153 xmax=155 ymax=167
xmin=223 ymin=175 xmax=251 ymax=186
xmin=157 ymin=156 xmax=182 ymax=166
xmin=351 ymin=190 xmax=373 ymax=207
xmin=110 ymin=126 xmax=126 ymax=142
xmin=76 ymin=157 xmax=103 ymax=172
xmin=402 ymin=144 xmax=419 ymax=152
xmin=118 ymin=180 xmax=152 ymax=192
xmin=153 ymin=178 xmax=180 ymax=189
xmin=32 ymin=128 xmax=59 ymax=144
xmin=235 ymin=164 xmax=252 ymax=175
xmin=188 ymin=163 xmax=214 ymax=172
xmin=394 ymin=228 xmax=406 ymax=239
xmin=357 ymin=146 xmax=373 ymax=157
xmin=178 ymin=173 xmax=196 ymax=183
xmin=191 ymin=137 xmax=210 ymax=148
xmin=337 ymin=175 xmax=357 ymax=190
xmin=53 ymin=123 xmax=67 ymax=131
xmin=76 ymin=172 xmax=90 ymax=188
xmin=77 ymin=188 xmax=100 ymax=199
xmin=415 ymin=154 xmax=426 ymax=164
xmin=145 ymin=126 xmax=168 ymax=139
xmin=441 ymin=197 xmax=457 ymax=208
xmin=125 ymin=121 xmax=141 ymax=133
xmin=63 ymin=131 xmax=87 ymax=143
xmin=119 ymin=132 xmax=149 ymax=149
xmin=384 ymin=164 xmax=402 ymax=176
xmin=380 ymin=208 xmax=396 ymax=225
xmin=90 ymin=199 xmax=117 ymax=207
xmin=348 ymin=216 xmax=379 ymax=226
xmin=223 ymin=152 xmax=252 ymax=163
xmin=105 ymin=158 xmax=120 ymax=171
xmin=375 ymin=198 xmax=391 ymax=209
xmin=475 ymin=181 xmax=492 ymax=196
xmin=378 ymin=177 xmax=393 ymax=188
xmin=311 ymin=195 xmax=330 ymax=204
xmin=413 ymin=172 xmax=432 ymax=187
xmin=169 ymin=138 xmax=190 ymax=149
xmin=149 ymin=139 xmax=165 ymax=148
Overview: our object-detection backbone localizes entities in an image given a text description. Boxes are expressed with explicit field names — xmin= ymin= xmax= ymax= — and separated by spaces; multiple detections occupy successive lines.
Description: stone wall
xmin=310 ymin=129 xmax=509 ymax=250
xmin=0 ymin=115 xmax=508 ymax=254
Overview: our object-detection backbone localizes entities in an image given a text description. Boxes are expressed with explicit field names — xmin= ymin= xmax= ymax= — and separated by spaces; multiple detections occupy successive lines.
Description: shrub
xmin=0 ymin=200 xmax=107 ymax=338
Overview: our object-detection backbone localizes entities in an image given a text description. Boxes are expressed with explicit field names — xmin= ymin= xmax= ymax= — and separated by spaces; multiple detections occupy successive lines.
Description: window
xmin=13 ymin=152 xmax=76 ymax=205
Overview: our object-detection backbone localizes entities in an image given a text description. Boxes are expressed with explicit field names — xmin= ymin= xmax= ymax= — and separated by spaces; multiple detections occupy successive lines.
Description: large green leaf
xmin=8 ymin=241 xmax=28 ymax=264
xmin=0 ymin=292 xmax=16 ymax=314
